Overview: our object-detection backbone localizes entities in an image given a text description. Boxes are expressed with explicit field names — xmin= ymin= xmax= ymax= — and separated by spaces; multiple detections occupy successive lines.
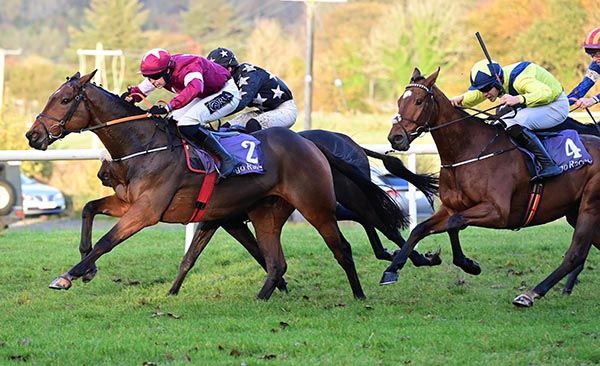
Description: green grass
xmin=0 ymin=220 xmax=598 ymax=365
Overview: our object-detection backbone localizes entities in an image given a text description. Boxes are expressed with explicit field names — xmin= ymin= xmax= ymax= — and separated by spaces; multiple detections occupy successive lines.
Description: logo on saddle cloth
xmin=521 ymin=130 xmax=593 ymax=176
xmin=184 ymin=133 xmax=265 ymax=176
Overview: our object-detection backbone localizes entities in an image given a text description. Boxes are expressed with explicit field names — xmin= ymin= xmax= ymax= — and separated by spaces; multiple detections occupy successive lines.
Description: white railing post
xmin=407 ymin=152 xmax=418 ymax=231
xmin=185 ymin=222 xmax=197 ymax=253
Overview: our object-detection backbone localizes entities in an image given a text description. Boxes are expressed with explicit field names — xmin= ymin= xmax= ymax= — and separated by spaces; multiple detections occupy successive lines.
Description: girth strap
xmin=521 ymin=183 xmax=543 ymax=227
xmin=188 ymin=171 xmax=218 ymax=223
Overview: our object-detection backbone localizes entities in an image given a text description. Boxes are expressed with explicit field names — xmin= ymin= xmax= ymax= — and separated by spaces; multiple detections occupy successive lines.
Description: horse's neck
xmin=87 ymin=88 xmax=165 ymax=158
xmin=431 ymin=106 xmax=504 ymax=164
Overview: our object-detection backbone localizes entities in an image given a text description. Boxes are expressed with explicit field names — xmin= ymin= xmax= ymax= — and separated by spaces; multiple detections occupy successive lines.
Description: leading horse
xmin=381 ymin=68 xmax=600 ymax=307
xmin=25 ymin=71 xmax=403 ymax=300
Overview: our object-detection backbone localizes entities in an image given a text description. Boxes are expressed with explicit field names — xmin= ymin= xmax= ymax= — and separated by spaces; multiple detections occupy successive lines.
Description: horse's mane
xmin=86 ymin=82 xmax=147 ymax=116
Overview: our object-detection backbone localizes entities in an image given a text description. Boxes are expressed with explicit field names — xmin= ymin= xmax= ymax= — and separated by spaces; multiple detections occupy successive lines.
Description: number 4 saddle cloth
xmin=519 ymin=129 xmax=593 ymax=178
xmin=183 ymin=132 xmax=266 ymax=176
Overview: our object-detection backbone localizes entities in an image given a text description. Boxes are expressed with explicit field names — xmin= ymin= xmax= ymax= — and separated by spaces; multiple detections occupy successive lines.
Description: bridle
xmin=35 ymin=83 xmax=90 ymax=141
xmin=392 ymin=81 xmax=517 ymax=169
xmin=391 ymin=82 xmax=438 ymax=143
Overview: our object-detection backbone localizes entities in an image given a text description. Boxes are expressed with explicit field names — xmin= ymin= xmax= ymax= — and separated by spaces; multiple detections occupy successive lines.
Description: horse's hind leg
xmin=561 ymin=212 xmax=599 ymax=295
xmin=247 ymin=200 xmax=294 ymax=300
xmin=301 ymin=205 xmax=365 ymax=299
xmin=79 ymin=195 xmax=129 ymax=282
xmin=562 ymin=263 xmax=584 ymax=295
xmin=513 ymin=214 xmax=597 ymax=307
xmin=221 ymin=221 xmax=288 ymax=292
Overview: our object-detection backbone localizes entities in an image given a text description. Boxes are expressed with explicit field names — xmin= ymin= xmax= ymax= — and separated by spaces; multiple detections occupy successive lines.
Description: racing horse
xmin=95 ymin=130 xmax=441 ymax=295
xmin=25 ymin=71 xmax=405 ymax=300
xmin=160 ymin=130 xmax=441 ymax=295
xmin=381 ymin=67 xmax=600 ymax=307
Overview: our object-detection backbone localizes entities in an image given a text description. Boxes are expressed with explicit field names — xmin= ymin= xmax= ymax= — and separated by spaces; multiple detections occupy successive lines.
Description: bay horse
xmin=381 ymin=67 xmax=600 ymax=307
xmin=25 ymin=71 xmax=404 ymax=300
xmin=159 ymin=130 xmax=441 ymax=295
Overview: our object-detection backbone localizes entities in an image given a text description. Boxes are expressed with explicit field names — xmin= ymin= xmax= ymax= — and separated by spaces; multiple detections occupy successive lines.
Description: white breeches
xmin=228 ymin=100 xmax=297 ymax=129
xmin=503 ymin=93 xmax=569 ymax=130
xmin=173 ymin=79 xmax=240 ymax=126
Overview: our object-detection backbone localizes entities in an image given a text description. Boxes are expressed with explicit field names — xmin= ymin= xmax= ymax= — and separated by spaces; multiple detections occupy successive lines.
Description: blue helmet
xmin=469 ymin=59 xmax=504 ymax=91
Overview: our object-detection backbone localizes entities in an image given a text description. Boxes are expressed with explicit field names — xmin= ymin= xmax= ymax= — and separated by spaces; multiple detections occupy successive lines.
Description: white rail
xmin=0 ymin=145 xmax=437 ymax=252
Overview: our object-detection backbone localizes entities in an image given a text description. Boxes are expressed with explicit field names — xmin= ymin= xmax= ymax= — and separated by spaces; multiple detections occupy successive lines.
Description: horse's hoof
xmin=379 ymin=271 xmax=398 ymax=285
xmin=167 ymin=289 xmax=179 ymax=296
xmin=512 ymin=294 xmax=534 ymax=307
xmin=425 ymin=251 xmax=442 ymax=266
xmin=49 ymin=276 xmax=72 ymax=290
xmin=276 ymin=279 xmax=289 ymax=293
xmin=464 ymin=259 xmax=482 ymax=275
xmin=82 ymin=267 xmax=97 ymax=283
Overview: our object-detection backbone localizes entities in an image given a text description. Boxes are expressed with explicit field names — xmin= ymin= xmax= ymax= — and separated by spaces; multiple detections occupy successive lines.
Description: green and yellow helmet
xmin=469 ymin=59 xmax=504 ymax=91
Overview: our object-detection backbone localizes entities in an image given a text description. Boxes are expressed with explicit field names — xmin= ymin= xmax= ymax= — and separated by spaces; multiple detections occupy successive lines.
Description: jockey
xmin=450 ymin=59 xmax=568 ymax=181
xmin=207 ymin=47 xmax=297 ymax=132
xmin=122 ymin=48 xmax=242 ymax=178
xmin=567 ymin=27 xmax=600 ymax=109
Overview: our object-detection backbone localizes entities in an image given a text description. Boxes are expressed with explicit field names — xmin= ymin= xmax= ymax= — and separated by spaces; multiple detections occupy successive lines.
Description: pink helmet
xmin=139 ymin=48 xmax=173 ymax=76
xmin=583 ymin=27 xmax=600 ymax=51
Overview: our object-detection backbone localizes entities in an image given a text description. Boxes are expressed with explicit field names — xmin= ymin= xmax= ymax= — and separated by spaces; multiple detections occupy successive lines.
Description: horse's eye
xmin=415 ymin=99 xmax=423 ymax=105
xmin=61 ymin=98 xmax=70 ymax=104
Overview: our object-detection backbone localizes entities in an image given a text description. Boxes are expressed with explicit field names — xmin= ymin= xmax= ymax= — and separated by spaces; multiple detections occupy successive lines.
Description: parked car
xmin=370 ymin=166 xmax=434 ymax=222
xmin=21 ymin=174 xmax=66 ymax=216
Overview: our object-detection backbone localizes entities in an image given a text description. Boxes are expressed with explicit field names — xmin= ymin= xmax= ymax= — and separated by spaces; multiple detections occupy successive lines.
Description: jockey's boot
xmin=245 ymin=118 xmax=262 ymax=133
xmin=507 ymin=124 xmax=562 ymax=181
xmin=180 ymin=125 xmax=241 ymax=179
xmin=202 ymin=132 xmax=241 ymax=178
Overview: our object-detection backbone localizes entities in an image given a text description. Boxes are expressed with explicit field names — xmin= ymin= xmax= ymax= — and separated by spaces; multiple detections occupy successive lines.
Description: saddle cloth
xmin=519 ymin=129 xmax=593 ymax=177
xmin=183 ymin=132 xmax=265 ymax=176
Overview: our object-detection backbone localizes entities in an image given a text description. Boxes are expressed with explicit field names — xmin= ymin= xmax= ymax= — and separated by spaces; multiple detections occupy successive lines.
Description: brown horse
xmin=25 ymin=70 xmax=404 ymax=300
xmin=96 ymin=129 xmax=442 ymax=295
xmin=381 ymin=68 xmax=600 ymax=307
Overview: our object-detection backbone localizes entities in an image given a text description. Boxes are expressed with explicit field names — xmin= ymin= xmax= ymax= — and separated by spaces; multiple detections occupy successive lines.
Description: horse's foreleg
xmin=441 ymin=203 xmax=504 ymax=276
xmin=338 ymin=203 xmax=441 ymax=265
xmin=513 ymin=215 xmax=596 ymax=307
xmin=79 ymin=195 xmax=129 ymax=283
xmin=49 ymin=200 xmax=161 ymax=290
xmin=380 ymin=209 xmax=451 ymax=285
xmin=448 ymin=228 xmax=481 ymax=275
xmin=168 ymin=225 xmax=218 ymax=295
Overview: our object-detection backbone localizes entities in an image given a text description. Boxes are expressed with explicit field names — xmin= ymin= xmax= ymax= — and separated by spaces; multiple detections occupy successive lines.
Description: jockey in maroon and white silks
xmin=124 ymin=48 xmax=243 ymax=178
xmin=127 ymin=49 xmax=241 ymax=126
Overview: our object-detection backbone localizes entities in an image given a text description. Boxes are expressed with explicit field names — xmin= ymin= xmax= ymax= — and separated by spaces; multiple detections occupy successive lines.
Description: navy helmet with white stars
xmin=207 ymin=47 xmax=239 ymax=68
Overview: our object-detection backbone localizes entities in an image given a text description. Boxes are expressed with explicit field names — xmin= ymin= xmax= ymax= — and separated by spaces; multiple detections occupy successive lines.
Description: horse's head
xmin=25 ymin=70 xmax=97 ymax=150
xmin=388 ymin=67 xmax=440 ymax=151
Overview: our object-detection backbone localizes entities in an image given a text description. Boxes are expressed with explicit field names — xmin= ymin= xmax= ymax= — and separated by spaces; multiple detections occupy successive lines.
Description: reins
xmin=38 ymin=83 xmax=180 ymax=161
xmin=397 ymin=82 xmax=517 ymax=168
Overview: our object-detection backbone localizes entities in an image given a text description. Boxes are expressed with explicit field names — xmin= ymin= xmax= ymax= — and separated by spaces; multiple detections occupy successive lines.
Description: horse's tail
xmin=364 ymin=148 xmax=438 ymax=207
xmin=315 ymin=144 xmax=410 ymax=231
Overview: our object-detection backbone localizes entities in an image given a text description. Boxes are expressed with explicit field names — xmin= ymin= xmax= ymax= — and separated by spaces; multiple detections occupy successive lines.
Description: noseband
xmin=35 ymin=85 xmax=88 ymax=141
xmin=392 ymin=83 xmax=437 ymax=142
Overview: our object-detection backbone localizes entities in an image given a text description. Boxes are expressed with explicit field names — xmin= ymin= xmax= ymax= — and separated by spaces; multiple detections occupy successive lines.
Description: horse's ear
xmin=411 ymin=68 xmax=422 ymax=81
xmin=68 ymin=72 xmax=81 ymax=81
xmin=78 ymin=70 xmax=98 ymax=86
xmin=424 ymin=67 xmax=440 ymax=87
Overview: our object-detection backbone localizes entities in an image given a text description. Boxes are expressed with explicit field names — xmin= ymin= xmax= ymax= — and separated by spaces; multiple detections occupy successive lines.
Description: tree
xmin=67 ymin=0 xmax=149 ymax=92
xmin=181 ymin=0 xmax=247 ymax=52
xmin=69 ymin=0 xmax=148 ymax=52
xmin=366 ymin=0 xmax=466 ymax=105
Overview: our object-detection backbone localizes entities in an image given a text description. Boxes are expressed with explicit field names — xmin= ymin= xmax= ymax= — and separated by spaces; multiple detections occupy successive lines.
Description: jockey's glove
xmin=149 ymin=105 xmax=169 ymax=115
